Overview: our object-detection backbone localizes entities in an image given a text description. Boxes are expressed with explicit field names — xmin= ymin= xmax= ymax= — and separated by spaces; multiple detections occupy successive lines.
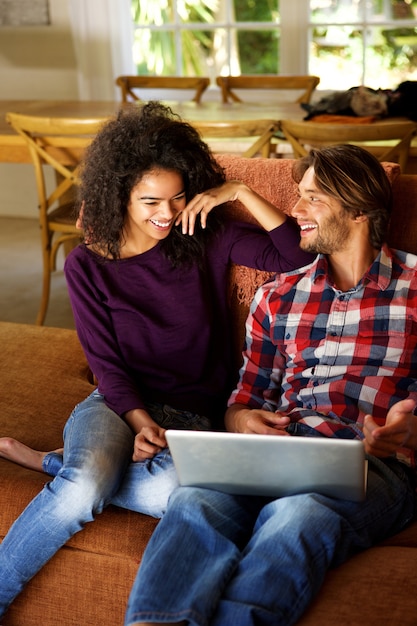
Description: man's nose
xmin=290 ymin=197 xmax=306 ymax=218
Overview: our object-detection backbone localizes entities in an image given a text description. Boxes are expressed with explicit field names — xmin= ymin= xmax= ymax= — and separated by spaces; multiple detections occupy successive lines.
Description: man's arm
xmin=225 ymin=403 xmax=290 ymax=435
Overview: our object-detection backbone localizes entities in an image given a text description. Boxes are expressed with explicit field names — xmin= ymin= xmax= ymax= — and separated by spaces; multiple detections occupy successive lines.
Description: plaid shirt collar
xmin=309 ymin=244 xmax=393 ymax=292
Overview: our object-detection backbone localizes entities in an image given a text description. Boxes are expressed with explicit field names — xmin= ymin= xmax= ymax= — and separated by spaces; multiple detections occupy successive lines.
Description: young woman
xmin=0 ymin=102 xmax=312 ymax=618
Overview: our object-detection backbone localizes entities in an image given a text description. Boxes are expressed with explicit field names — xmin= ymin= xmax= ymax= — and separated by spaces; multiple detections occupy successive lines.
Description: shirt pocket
xmin=273 ymin=312 xmax=326 ymax=366
xmin=357 ymin=315 xmax=414 ymax=367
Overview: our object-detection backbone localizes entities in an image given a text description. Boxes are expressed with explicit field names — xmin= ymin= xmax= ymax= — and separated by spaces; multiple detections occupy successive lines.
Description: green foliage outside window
xmin=131 ymin=0 xmax=280 ymax=76
xmin=130 ymin=0 xmax=417 ymax=88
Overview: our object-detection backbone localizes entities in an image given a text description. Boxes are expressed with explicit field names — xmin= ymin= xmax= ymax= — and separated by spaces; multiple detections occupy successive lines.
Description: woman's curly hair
xmin=78 ymin=101 xmax=226 ymax=266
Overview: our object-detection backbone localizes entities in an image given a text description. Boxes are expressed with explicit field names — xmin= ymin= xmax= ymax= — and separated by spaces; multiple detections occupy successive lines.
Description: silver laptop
xmin=166 ymin=429 xmax=368 ymax=502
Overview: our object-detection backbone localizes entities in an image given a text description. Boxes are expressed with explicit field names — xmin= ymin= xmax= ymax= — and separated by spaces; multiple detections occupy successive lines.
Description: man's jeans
xmin=0 ymin=390 xmax=210 ymax=617
xmin=125 ymin=455 xmax=416 ymax=626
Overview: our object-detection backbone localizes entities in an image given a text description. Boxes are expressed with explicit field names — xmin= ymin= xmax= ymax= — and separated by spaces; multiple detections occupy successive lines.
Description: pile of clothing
xmin=302 ymin=81 xmax=417 ymax=121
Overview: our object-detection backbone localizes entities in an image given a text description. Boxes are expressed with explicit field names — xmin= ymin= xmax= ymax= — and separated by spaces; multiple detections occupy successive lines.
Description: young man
xmin=124 ymin=144 xmax=417 ymax=626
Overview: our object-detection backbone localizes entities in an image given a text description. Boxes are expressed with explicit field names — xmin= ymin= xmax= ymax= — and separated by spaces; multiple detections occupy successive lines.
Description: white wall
xmin=0 ymin=0 xmax=137 ymax=217
xmin=0 ymin=0 xmax=79 ymax=217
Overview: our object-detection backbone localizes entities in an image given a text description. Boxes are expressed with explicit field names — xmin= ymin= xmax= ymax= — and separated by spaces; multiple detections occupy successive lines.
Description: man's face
xmin=291 ymin=166 xmax=353 ymax=255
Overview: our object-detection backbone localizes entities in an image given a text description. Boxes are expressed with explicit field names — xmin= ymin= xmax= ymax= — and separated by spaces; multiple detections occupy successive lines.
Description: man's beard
xmin=300 ymin=213 xmax=351 ymax=255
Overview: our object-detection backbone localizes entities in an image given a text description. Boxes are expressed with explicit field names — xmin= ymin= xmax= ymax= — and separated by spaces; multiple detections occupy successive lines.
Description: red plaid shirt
xmin=229 ymin=245 xmax=417 ymax=470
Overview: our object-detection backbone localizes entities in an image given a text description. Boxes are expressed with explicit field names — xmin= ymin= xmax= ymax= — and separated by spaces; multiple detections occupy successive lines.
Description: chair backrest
xmin=191 ymin=119 xmax=280 ymax=158
xmin=216 ymin=75 xmax=320 ymax=104
xmin=115 ymin=75 xmax=210 ymax=103
xmin=279 ymin=119 xmax=417 ymax=172
xmin=5 ymin=113 xmax=107 ymax=221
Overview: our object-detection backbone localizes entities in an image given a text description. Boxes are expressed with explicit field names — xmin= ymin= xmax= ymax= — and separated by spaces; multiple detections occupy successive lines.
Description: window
xmin=131 ymin=0 xmax=282 ymax=79
xmin=309 ymin=0 xmax=417 ymax=89
xmin=131 ymin=0 xmax=417 ymax=91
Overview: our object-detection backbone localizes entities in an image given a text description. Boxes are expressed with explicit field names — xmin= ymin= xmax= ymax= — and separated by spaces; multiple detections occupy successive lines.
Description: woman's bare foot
xmin=0 ymin=437 xmax=63 ymax=473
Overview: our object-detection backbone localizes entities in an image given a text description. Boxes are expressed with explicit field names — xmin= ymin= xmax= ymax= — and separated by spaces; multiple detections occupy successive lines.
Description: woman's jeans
xmin=0 ymin=390 xmax=210 ymax=617
xmin=125 ymin=455 xmax=416 ymax=626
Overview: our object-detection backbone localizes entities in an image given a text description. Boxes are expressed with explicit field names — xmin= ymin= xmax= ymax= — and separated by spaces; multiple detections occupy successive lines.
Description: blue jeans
xmin=125 ymin=455 xmax=416 ymax=626
xmin=0 ymin=390 xmax=211 ymax=617
xmin=42 ymin=393 xmax=211 ymax=517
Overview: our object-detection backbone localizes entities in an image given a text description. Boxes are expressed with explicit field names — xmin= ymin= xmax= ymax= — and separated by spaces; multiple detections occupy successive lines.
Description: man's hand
xmin=225 ymin=403 xmax=291 ymax=435
xmin=363 ymin=398 xmax=417 ymax=457
xmin=132 ymin=425 xmax=167 ymax=462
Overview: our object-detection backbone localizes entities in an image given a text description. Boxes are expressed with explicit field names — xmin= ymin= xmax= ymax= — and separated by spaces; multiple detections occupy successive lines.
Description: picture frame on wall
xmin=0 ymin=0 xmax=50 ymax=26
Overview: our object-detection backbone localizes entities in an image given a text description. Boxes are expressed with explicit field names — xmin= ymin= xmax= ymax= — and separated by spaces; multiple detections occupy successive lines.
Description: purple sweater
xmin=64 ymin=219 xmax=312 ymax=422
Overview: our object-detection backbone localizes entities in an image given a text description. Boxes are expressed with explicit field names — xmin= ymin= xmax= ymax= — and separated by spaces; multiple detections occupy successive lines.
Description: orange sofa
xmin=1 ymin=155 xmax=417 ymax=625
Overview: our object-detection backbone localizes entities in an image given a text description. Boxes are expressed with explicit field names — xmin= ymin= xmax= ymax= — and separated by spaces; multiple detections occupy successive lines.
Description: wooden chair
xmin=216 ymin=75 xmax=320 ymax=104
xmin=115 ymin=75 xmax=210 ymax=103
xmin=191 ymin=119 xmax=280 ymax=158
xmin=6 ymin=112 xmax=107 ymax=325
xmin=279 ymin=119 xmax=417 ymax=172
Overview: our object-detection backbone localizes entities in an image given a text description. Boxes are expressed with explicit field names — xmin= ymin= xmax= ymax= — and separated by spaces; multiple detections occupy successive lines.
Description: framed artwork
xmin=0 ymin=0 xmax=50 ymax=26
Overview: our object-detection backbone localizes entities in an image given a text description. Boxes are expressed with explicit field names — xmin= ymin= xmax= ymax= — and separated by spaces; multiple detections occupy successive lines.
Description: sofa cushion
xmin=0 ymin=321 xmax=159 ymax=626
xmin=297 ymin=545 xmax=417 ymax=625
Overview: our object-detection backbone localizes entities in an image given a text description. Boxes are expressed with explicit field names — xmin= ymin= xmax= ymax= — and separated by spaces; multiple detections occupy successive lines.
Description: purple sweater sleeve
xmin=226 ymin=217 xmax=313 ymax=272
xmin=64 ymin=254 xmax=147 ymax=416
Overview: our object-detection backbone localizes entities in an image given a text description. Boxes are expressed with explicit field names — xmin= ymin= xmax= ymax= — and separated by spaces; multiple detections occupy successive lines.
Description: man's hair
xmin=78 ymin=101 xmax=226 ymax=265
xmin=292 ymin=144 xmax=393 ymax=249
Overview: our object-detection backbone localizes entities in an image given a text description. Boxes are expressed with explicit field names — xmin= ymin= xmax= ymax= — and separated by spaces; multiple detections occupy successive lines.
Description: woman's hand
xmin=123 ymin=407 xmax=167 ymax=462
xmin=177 ymin=181 xmax=243 ymax=235
xmin=177 ymin=179 xmax=288 ymax=235
xmin=132 ymin=425 xmax=167 ymax=462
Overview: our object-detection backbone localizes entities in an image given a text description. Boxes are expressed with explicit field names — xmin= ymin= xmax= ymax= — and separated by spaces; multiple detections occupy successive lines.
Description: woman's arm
xmin=178 ymin=181 xmax=290 ymax=235
xmin=64 ymin=252 xmax=147 ymax=419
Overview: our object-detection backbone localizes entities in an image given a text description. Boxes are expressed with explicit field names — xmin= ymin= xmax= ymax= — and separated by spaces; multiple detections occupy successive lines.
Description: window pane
xmin=237 ymin=29 xmax=279 ymax=73
xmin=133 ymin=31 xmax=176 ymax=75
xmin=366 ymin=25 xmax=417 ymax=85
xmin=132 ymin=0 xmax=174 ymax=25
xmin=310 ymin=0 xmax=363 ymax=24
xmin=309 ymin=26 xmax=364 ymax=89
xmin=310 ymin=0 xmax=417 ymax=23
xmin=234 ymin=0 xmax=280 ymax=23
xmin=366 ymin=0 xmax=417 ymax=21
xmin=309 ymin=0 xmax=417 ymax=90
xmin=181 ymin=29 xmax=216 ymax=75
xmin=178 ymin=0 xmax=218 ymax=25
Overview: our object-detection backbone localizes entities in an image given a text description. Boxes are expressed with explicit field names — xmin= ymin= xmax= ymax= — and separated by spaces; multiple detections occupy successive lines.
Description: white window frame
xmin=68 ymin=0 xmax=416 ymax=100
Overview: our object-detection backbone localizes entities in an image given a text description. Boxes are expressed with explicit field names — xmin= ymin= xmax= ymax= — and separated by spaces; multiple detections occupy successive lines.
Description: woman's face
xmin=122 ymin=168 xmax=186 ymax=255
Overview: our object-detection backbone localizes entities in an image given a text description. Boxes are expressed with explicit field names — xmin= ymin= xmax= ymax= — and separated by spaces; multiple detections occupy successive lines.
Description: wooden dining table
xmin=0 ymin=99 xmax=304 ymax=163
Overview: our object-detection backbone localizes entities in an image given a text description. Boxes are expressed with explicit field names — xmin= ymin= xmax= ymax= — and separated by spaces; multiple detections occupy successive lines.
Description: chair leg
xmin=36 ymin=275 xmax=51 ymax=326
xmin=36 ymin=235 xmax=52 ymax=326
